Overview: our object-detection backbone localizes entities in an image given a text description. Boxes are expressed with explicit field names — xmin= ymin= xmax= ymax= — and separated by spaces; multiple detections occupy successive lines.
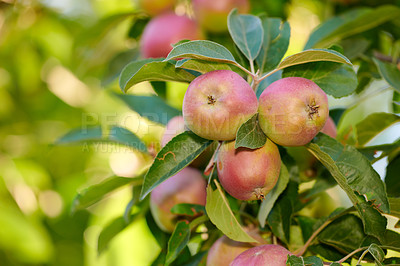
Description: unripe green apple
xmin=150 ymin=167 xmax=206 ymax=232
xmin=217 ymin=139 xmax=281 ymax=200
xmin=206 ymin=235 xmax=254 ymax=266
xmin=138 ymin=0 xmax=176 ymax=17
xmin=182 ymin=70 xmax=258 ymax=141
xmin=258 ymin=77 xmax=329 ymax=147
xmin=161 ymin=116 xmax=214 ymax=168
xmin=231 ymin=244 xmax=292 ymax=266
xmin=192 ymin=0 xmax=250 ymax=32
xmin=140 ymin=13 xmax=203 ymax=58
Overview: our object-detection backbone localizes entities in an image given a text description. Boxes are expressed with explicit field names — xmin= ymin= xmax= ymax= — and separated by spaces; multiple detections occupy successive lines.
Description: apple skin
xmin=140 ymin=13 xmax=203 ymax=58
xmin=161 ymin=116 xmax=215 ymax=168
xmin=138 ymin=0 xmax=176 ymax=17
xmin=206 ymin=235 xmax=254 ymax=266
xmin=192 ymin=0 xmax=250 ymax=32
xmin=182 ymin=70 xmax=258 ymax=141
xmin=161 ymin=116 xmax=186 ymax=147
xmin=258 ymin=77 xmax=329 ymax=147
xmin=320 ymin=116 xmax=337 ymax=138
xmin=217 ymin=139 xmax=281 ymax=201
xmin=231 ymin=244 xmax=292 ymax=266
xmin=150 ymin=167 xmax=206 ymax=232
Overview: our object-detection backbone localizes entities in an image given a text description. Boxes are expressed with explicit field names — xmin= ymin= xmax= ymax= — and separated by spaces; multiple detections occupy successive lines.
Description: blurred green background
xmin=0 ymin=0 xmax=399 ymax=265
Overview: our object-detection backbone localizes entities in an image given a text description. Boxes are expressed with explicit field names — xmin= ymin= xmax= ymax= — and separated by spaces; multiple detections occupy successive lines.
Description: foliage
xmin=1 ymin=0 xmax=399 ymax=265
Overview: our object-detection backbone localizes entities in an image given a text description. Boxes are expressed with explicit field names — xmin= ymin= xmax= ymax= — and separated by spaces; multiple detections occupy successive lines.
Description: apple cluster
xmin=139 ymin=0 xmax=250 ymax=58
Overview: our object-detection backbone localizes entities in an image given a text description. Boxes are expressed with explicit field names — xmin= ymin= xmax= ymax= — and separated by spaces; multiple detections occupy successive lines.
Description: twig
xmin=336 ymin=247 xmax=368 ymax=264
xmin=356 ymin=249 xmax=369 ymax=265
xmin=258 ymin=68 xmax=280 ymax=82
xmin=373 ymin=51 xmax=400 ymax=64
xmin=235 ymin=63 xmax=256 ymax=78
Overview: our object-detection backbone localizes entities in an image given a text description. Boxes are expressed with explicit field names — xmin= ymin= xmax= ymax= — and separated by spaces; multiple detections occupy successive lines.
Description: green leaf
xmin=367 ymin=243 xmax=384 ymax=265
xmin=277 ymin=49 xmax=352 ymax=70
xmin=170 ymin=203 xmax=205 ymax=216
xmin=357 ymin=139 xmax=400 ymax=162
xmin=305 ymin=6 xmax=400 ymax=49
xmin=306 ymin=134 xmax=389 ymax=240
xmin=175 ymin=59 xmax=243 ymax=74
xmin=374 ymin=58 xmax=400 ymax=93
xmin=286 ymin=255 xmax=324 ymax=266
xmin=119 ymin=59 xmax=196 ymax=92
xmin=227 ymin=9 xmax=263 ymax=61
xmin=56 ymin=126 xmax=102 ymax=144
xmin=282 ymin=61 xmax=357 ymax=98
xmin=165 ymin=220 xmax=190 ymax=265
xmin=256 ymin=18 xmax=290 ymax=73
xmin=164 ymin=40 xmax=238 ymax=65
xmin=383 ymin=257 xmax=400 ymax=264
xmin=206 ymin=180 xmax=257 ymax=243
xmin=71 ymin=173 xmax=144 ymax=213
xmin=235 ymin=114 xmax=267 ymax=149
xmin=258 ymin=162 xmax=289 ymax=227
xmin=114 ymin=94 xmax=181 ymax=125
xmin=318 ymin=214 xmax=366 ymax=254
xmin=98 ymin=212 xmax=142 ymax=254
xmin=267 ymin=181 xmax=298 ymax=244
xmin=382 ymin=230 xmax=400 ymax=252
xmin=356 ymin=112 xmax=400 ymax=146
xmin=306 ymin=133 xmax=390 ymax=213
xmin=393 ymin=91 xmax=400 ymax=114
xmin=140 ymin=131 xmax=213 ymax=200
xmin=355 ymin=201 xmax=387 ymax=242
xmin=389 ymin=197 xmax=400 ymax=219
xmin=386 ymin=156 xmax=400 ymax=197
xmin=57 ymin=126 xmax=148 ymax=153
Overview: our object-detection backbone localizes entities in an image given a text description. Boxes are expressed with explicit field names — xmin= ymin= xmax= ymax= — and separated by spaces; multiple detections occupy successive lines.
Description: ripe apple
xmin=140 ymin=13 xmax=203 ymax=58
xmin=216 ymin=139 xmax=281 ymax=200
xmin=182 ymin=70 xmax=258 ymax=141
xmin=138 ymin=0 xmax=176 ymax=17
xmin=258 ymin=77 xmax=329 ymax=147
xmin=231 ymin=244 xmax=292 ymax=266
xmin=150 ymin=167 xmax=206 ymax=232
xmin=192 ymin=0 xmax=250 ymax=32
xmin=206 ymin=235 xmax=254 ymax=266
xmin=161 ymin=116 xmax=215 ymax=168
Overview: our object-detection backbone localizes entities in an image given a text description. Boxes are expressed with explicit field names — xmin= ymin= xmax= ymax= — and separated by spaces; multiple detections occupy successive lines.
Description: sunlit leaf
xmin=286 ymin=255 xmax=324 ymax=266
xmin=356 ymin=112 xmax=400 ymax=146
xmin=164 ymin=40 xmax=238 ymax=65
xmin=305 ymin=6 xmax=400 ymax=49
xmin=206 ymin=180 xmax=257 ymax=243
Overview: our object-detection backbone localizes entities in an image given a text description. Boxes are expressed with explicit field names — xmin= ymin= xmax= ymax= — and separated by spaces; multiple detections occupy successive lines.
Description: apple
xmin=138 ymin=0 xmax=176 ymax=17
xmin=206 ymin=235 xmax=254 ymax=266
xmin=258 ymin=77 xmax=329 ymax=147
xmin=216 ymin=139 xmax=281 ymax=200
xmin=182 ymin=70 xmax=258 ymax=141
xmin=150 ymin=167 xmax=206 ymax=232
xmin=140 ymin=12 xmax=203 ymax=58
xmin=231 ymin=244 xmax=292 ymax=266
xmin=320 ymin=116 xmax=337 ymax=138
xmin=192 ymin=0 xmax=250 ymax=32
